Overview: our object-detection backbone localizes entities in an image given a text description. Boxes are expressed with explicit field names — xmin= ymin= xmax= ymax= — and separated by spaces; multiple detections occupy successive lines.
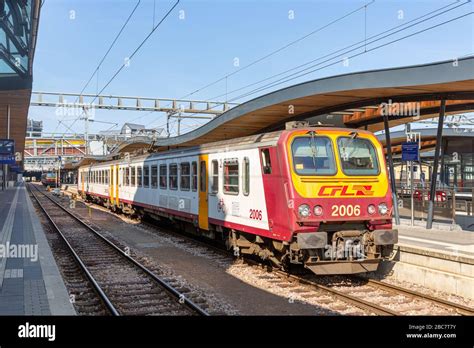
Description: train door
xmin=109 ymin=165 xmax=114 ymax=205
xmin=198 ymin=155 xmax=209 ymax=230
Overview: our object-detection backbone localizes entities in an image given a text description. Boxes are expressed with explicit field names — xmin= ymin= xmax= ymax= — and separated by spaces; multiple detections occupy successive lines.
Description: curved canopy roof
xmin=142 ymin=56 xmax=473 ymax=151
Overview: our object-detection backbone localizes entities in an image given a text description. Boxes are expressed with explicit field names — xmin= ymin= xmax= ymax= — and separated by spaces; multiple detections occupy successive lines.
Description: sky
xmin=30 ymin=0 xmax=474 ymax=137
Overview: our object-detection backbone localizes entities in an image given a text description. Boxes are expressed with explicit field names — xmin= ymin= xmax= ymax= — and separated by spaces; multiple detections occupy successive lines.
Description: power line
xmin=60 ymin=0 xmax=180 ymax=139
xmin=147 ymin=0 xmax=376 ymax=128
xmin=204 ymin=0 xmax=469 ymax=104
xmin=53 ymin=0 xmax=141 ymax=135
xmin=164 ymin=3 xmax=471 ymax=136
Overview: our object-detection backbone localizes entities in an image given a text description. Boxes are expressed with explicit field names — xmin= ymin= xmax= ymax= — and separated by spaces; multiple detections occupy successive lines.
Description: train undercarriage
xmin=83 ymin=194 xmax=397 ymax=275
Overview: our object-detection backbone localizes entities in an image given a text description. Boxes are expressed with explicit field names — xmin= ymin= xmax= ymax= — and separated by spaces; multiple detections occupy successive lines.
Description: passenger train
xmin=41 ymin=172 xmax=57 ymax=187
xmin=78 ymin=126 xmax=398 ymax=275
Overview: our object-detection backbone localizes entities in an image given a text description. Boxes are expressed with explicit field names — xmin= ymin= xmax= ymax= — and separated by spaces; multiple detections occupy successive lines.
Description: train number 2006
xmin=249 ymin=209 xmax=263 ymax=220
xmin=331 ymin=204 xmax=360 ymax=217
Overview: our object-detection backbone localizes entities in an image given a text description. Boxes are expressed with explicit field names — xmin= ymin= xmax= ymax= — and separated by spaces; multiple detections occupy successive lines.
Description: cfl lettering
xmin=318 ymin=185 xmax=374 ymax=197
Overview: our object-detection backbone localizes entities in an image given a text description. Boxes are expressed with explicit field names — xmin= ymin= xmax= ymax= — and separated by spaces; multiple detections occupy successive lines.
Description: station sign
xmin=0 ymin=154 xmax=15 ymax=165
xmin=0 ymin=139 xmax=15 ymax=165
xmin=401 ymin=142 xmax=419 ymax=162
xmin=0 ymin=139 xmax=14 ymax=155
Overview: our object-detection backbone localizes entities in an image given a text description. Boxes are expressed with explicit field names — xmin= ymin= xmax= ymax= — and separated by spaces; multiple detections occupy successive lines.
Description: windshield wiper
xmin=308 ymin=131 xmax=318 ymax=172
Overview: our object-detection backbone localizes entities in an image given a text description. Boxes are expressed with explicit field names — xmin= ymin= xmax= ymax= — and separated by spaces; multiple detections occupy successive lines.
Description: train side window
xmin=180 ymin=162 xmax=190 ymax=191
xmin=211 ymin=160 xmax=219 ymax=194
xmin=151 ymin=165 xmax=158 ymax=188
xmin=191 ymin=161 xmax=197 ymax=192
xmin=159 ymin=164 xmax=167 ymax=189
xmin=224 ymin=159 xmax=239 ymax=195
xmin=125 ymin=167 xmax=130 ymax=186
xmin=137 ymin=167 xmax=143 ymax=187
xmin=169 ymin=164 xmax=178 ymax=190
xmin=200 ymin=161 xmax=206 ymax=192
xmin=131 ymin=167 xmax=136 ymax=186
xmin=261 ymin=149 xmax=272 ymax=174
xmin=243 ymin=157 xmax=250 ymax=196
xmin=143 ymin=165 xmax=150 ymax=187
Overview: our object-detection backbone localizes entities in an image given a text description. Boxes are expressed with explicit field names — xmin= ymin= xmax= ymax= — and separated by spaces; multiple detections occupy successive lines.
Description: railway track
xmin=140 ymin=218 xmax=474 ymax=316
xmin=28 ymin=184 xmax=209 ymax=316
xmin=52 ymin=185 xmax=474 ymax=316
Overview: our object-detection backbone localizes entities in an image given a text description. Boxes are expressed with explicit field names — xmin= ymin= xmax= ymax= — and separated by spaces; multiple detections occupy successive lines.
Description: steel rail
xmin=29 ymin=184 xmax=209 ymax=316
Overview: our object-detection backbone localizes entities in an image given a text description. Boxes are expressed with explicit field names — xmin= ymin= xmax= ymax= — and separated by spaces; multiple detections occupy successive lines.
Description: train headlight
xmin=313 ymin=205 xmax=323 ymax=216
xmin=367 ymin=204 xmax=376 ymax=215
xmin=298 ymin=204 xmax=311 ymax=218
xmin=378 ymin=203 xmax=388 ymax=215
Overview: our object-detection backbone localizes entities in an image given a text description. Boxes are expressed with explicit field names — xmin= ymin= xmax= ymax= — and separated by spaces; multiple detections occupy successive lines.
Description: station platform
xmin=0 ymin=183 xmax=75 ymax=315
xmin=378 ymin=219 xmax=474 ymax=300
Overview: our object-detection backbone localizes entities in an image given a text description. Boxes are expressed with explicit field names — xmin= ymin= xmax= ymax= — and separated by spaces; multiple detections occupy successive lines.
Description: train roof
xmin=79 ymin=127 xmax=375 ymax=168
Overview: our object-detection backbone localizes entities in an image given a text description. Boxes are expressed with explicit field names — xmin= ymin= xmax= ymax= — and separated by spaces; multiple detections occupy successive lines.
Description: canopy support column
xmin=426 ymin=99 xmax=446 ymax=229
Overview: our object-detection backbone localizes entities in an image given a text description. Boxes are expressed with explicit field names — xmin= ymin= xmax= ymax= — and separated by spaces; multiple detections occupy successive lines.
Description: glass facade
xmin=0 ymin=0 xmax=35 ymax=77
xmin=440 ymin=136 xmax=474 ymax=190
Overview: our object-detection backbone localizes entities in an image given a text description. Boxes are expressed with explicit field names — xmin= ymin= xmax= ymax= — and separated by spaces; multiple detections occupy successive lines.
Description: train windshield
xmin=337 ymin=137 xmax=379 ymax=175
xmin=291 ymin=136 xmax=336 ymax=175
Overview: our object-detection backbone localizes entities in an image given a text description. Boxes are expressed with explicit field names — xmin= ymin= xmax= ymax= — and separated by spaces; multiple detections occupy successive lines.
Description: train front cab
xmin=282 ymin=128 xmax=398 ymax=275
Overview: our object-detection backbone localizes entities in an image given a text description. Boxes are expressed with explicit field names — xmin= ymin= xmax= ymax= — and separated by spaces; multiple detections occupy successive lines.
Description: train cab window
xmin=151 ymin=165 xmax=158 ymax=188
xmin=131 ymin=167 xmax=136 ymax=186
xmin=200 ymin=161 xmax=206 ymax=192
xmin=169 ymin=164 xmax=178 ymax=190
xmin=159 ymin=165 xmax=167 ymax=189
xmin=261 ymin=149 xmax=272 ymax=174
xmin=291 ymin=136 xmax=336 ymax=175
xmin=143 ymin=165 xmax=150 ymax=187
xmin=224 ymin=159 xmax=239 ymax=195
xmin=180 ymin=162 xmax=190 ymax=191
xmin=243 ymin=157 xmax=250 ymax=196
xmin=137 ymin=167 xmax=143 ymax=187
xmin=191 ymin=161 xmax=197 ymax=192
xmin=211 ymin=160 xmax=219 ymax=194
xmin=337 ymin=137 xmax=379 ymax=176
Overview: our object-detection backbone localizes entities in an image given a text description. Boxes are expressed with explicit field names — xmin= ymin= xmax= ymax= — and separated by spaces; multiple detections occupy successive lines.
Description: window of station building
xmin=211 ymin=160 xmax=219 ymax=194
xmin=224 ymin=159 xmax=239 ymax=195
xmin=169 ymin=164 xmax=178 ymax=190
xmin=200 ymin=161 xmax=206 ymax=192
xmin=243 ymin=157 xmax=250 ymax=196
xmin=180 ymin=162 xmax=190 ymax=191
xmin=131 ymin=167 xmax=136 ymax=186
xmin=137 ymin=166 xmax=143 ymax=187
xmin=143 ymin=165 xmax=150 ymax=187
xmin=159 ymin=164 xmax=167 ymax=189
xmin=191 ymin=161 xmax=197 ymax=191
xmin=151 ymin=165 xmax=158 ymax=188
xmin=261 ymin=149 xmax=272 ymax=174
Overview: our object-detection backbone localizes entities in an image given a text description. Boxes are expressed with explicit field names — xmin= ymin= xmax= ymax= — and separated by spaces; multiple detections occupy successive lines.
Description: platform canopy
xmin=124 ymin=56 xmax=472 ymax=152
xmin=0 ymin=0 xmax=41 ymax=165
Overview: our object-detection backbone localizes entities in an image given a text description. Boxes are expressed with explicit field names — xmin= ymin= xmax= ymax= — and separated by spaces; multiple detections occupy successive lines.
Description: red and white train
xmin=78 ymin=126 xmax=397 ymax=274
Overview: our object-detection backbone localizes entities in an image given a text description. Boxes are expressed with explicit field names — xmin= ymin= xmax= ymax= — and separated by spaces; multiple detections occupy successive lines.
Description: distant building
xmin=26 ymin=119 xmax=43 ymax=138
xmin=121 ymin=123 xmax=145 ymax=135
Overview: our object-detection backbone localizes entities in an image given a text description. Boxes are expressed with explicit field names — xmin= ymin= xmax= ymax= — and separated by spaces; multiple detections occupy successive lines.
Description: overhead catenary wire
xmin=60 ymin=0 xmax=180 ymax=138
xmin=170 ymin=10 xmax=473 ymax=136
xmin=148 ymin=0 xmax=467 ymax=133
xmin=52 ymin=1 xmax=141 ymax=136
xmin=147 ymin=0 xmax=377 ymax=128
